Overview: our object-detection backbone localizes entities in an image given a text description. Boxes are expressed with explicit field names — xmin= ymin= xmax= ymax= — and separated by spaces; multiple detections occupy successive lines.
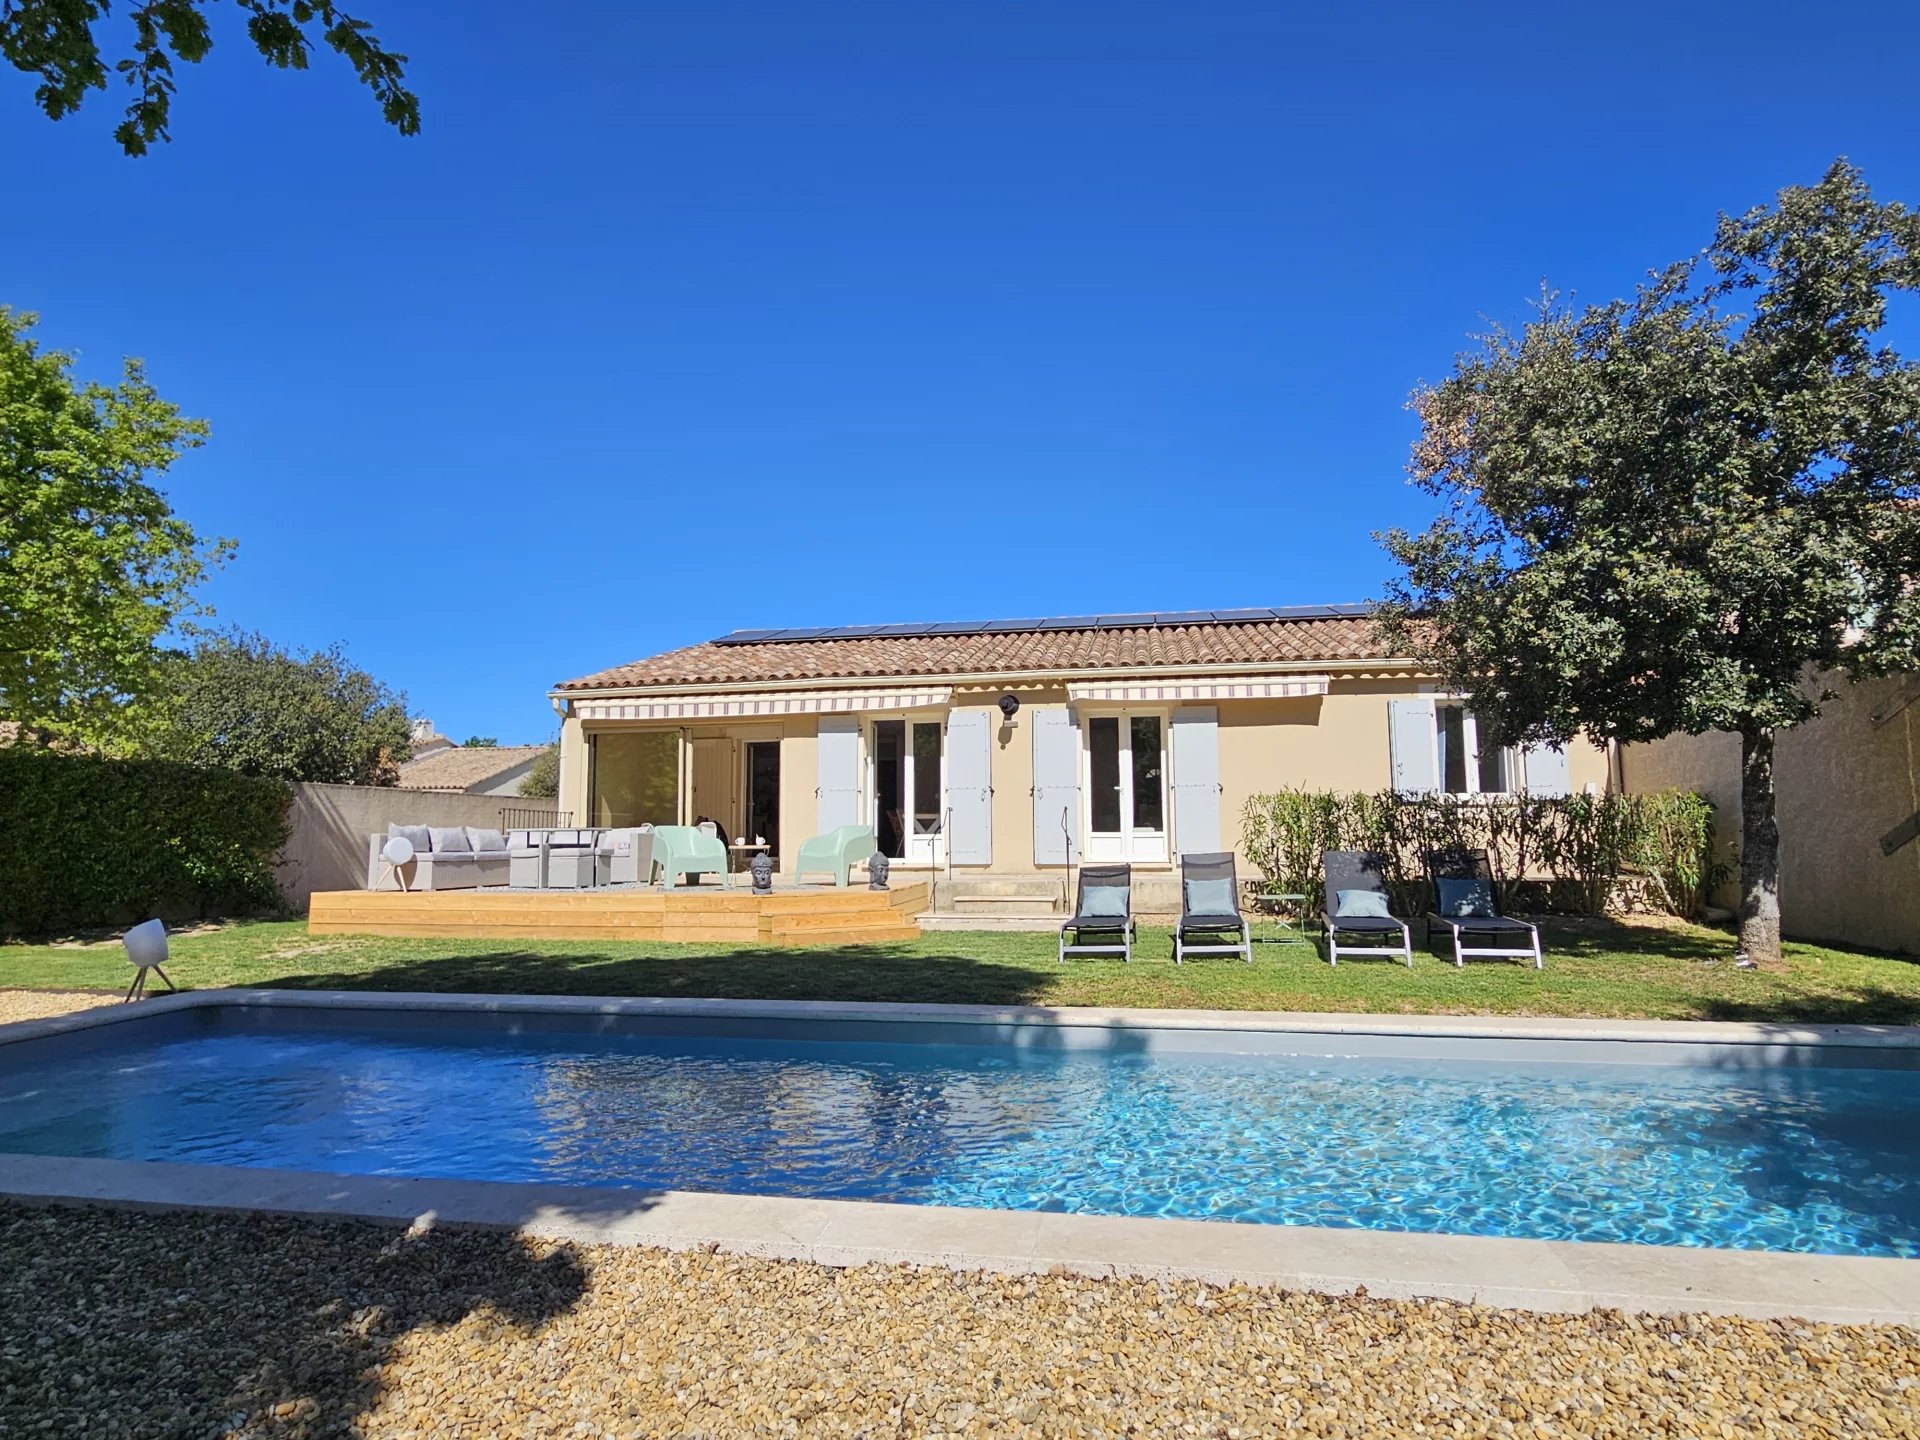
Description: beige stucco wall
xmin=276 ymin=783 xmax=558 ymax=911
xmin=1622 ymin=676 xmax=1920 ymax=953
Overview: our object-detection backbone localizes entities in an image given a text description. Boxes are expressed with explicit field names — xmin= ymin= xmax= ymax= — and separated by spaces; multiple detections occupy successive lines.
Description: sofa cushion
xmin=428 ymin=826 xmax=472 ymax=854
xmin=388 ymin=823 xmax=432 ymax=853
xmin=466 ymin=826 xmax=508 ymax=854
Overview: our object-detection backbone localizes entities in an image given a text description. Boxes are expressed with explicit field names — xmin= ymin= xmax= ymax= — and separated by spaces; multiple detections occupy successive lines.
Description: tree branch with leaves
xmin=2 ymin=0 xmax=418 ymax=155
xmin=1378 ymin=161 xmax=1920 ymax=964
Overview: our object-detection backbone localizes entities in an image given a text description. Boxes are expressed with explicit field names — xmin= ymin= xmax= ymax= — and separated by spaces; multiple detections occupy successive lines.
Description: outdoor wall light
xmin=998 ymin=694 xmax=1021 ymax=723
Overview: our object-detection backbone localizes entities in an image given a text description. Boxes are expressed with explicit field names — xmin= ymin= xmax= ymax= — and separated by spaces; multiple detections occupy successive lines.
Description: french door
xmin=871 ymin=718 xmax=944 ymax=864
xmin=1083 ymin=712 xmax=1167 ymax=862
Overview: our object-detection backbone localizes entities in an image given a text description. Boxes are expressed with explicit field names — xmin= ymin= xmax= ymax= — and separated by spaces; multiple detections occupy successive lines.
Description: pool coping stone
xmin=2 ymin=987 xmax=1917 ymax=1326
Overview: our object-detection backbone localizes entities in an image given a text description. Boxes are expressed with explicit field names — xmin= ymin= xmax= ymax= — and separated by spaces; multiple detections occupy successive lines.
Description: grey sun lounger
xmin=1424 ymin=847 xmax=1544 ymax=969
xmin=1059 ymin=863 xmax=1136 ymax=962
xmin=1322 ymin=849 xmax=1413 ymax=967
xmin=1172 ymin=851 xmax=1252 ymax=964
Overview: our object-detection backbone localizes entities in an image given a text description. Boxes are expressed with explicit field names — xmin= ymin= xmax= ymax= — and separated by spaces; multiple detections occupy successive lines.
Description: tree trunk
xmin=1738 ymin=725 xmax=1783 ymax=966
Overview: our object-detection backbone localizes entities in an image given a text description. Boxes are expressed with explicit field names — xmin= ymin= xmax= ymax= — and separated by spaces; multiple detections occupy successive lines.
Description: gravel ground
xmin=2 ymin=1205 xmax=1915 ymax=1439
xmin=0 ymin=989 xmax=119 ymax=1026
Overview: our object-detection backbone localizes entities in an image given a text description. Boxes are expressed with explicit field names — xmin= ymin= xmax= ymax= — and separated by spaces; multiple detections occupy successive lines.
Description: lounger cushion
xmin=1334 ymin=888 xmax=1391 ymax=919
xmin=428 ymin=826 xmax=471 ymax=854
xmin=1079 ymin=885 xmax=1130 ymax=919
xmin=388 ymin=823 xmax=432 ymax=853
xmin=1181 ymin=914 xmax=1246 ymax=931
xmin=1184 ymin=878 xmax=1237 ymax=917
xmin=465 ymin=826 xmax=509 ymax=855
xmin=1329 ymin=912 xmax=1404 ymax=933
xmin=1435 ymin=878 xmax=1495 ymax=918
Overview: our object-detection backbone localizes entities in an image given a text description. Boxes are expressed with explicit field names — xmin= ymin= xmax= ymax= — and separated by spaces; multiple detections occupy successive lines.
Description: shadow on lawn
xmin=0 ymin=1201 xmax=597 ymax=1438
xmin=268 ymin=944 xmax=1063 ymax=1007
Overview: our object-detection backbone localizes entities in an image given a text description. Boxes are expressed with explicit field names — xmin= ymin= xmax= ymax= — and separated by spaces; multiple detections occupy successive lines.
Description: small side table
xmin=727 ymin=841 xmax=771 ymax=873
xmin=1250 ymin=891 xmax=1311 ymax=946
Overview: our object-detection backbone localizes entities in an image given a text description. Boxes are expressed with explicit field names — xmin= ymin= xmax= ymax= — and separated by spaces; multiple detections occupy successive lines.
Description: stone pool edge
xmin=2 ymin=988 xmax=1917 ymax=1327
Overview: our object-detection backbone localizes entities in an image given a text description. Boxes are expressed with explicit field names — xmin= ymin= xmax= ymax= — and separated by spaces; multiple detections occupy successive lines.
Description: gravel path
xmin=0 ymin=989 xmax=119 ymax=1026
xmin=2 ymin=1205 xmax=1915 ymax=1438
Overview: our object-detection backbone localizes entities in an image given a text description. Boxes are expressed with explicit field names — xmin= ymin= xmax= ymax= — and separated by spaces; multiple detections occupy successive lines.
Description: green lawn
xmin=2 ymin=914 xmax=1917 ymax=1023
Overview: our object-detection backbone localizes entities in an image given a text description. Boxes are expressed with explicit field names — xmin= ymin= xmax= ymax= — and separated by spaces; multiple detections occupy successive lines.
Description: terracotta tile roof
xmin=396 ymin=744 xmax=550 ymax=791
xmin=556 ymin=613 xmax=1393 ymax=693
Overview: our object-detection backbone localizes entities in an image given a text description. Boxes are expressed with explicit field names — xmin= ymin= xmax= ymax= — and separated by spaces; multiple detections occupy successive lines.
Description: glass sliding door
xmin=871 ymin=718 xmax=944 ymax=863
xmin=1084 ymin=712 xmax=1167 ymax=862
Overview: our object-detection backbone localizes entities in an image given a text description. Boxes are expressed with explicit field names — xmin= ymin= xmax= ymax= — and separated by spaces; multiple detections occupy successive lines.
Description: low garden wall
xmin=276 ymin=783 xmax=564 ymax=910
xmin=1238 ymin=788 xmax=1719 ymax=918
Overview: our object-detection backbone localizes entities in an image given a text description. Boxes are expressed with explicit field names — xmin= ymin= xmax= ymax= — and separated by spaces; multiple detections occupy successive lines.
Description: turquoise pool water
xmin=1 ymin=1016 xmax=1915 ymax=1255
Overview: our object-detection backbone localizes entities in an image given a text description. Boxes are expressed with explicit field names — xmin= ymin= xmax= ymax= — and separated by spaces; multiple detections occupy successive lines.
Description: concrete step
xmin=933 ymin=876 xmax=1068 ymax=917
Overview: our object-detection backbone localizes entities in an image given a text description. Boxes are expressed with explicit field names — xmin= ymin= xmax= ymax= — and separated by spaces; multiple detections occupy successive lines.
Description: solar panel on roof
xmin=708 ymin=602 xmax=1371 ymax=644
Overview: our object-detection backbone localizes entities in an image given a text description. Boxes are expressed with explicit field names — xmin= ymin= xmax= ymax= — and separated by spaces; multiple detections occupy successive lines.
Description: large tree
xmin=1379 ymin=161 xmax=1920 ymax=965
xmin=0 ymin=307 xmax=230 ymax=749
xmin=2 ymin=0 xmax=418 ymax=155
xmin=146 ymin=629 xmax=412 ymax=784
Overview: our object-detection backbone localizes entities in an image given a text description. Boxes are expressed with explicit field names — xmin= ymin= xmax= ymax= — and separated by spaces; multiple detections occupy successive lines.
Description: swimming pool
xmin=2 ymin=997 xmax=1916 ymax=1257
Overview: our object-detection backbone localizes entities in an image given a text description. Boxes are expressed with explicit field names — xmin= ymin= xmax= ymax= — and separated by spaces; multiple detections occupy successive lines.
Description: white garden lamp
xmin=120 ymin=918 xmax=176 ymax=1003
xmin=380 ymin=834 xmax=415 ymax=892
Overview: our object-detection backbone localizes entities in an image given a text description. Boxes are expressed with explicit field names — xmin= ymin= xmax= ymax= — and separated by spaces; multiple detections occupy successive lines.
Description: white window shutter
xmin=1389 ymin=698 xmax=1438 ymax=793
xmin=815 ymin=715 xmax=861 ymax=831
xmin=1522 ymin=742 xmax=1572 ymax=797
xmin=1170 ymin=706 xmax=1221 ymax=857
xmin=1031 ymin=709 xmax=1081 ymax=865
xmin=945 ymin=710 xmax=992 ymax=865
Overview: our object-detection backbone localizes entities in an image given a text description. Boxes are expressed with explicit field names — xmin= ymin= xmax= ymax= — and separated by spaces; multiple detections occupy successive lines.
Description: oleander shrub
xmin=1239 ymin=787 xmax=1719 ymax=917
xmin=0 ymin=748 xmax=292 ymax=936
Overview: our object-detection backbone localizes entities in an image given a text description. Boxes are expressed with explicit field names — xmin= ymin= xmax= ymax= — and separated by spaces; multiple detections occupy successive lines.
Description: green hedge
xmin=0 ymin=749 xmax=292 ymax=937
xmin=1238 ymin=788 xmax=1721 ymax=918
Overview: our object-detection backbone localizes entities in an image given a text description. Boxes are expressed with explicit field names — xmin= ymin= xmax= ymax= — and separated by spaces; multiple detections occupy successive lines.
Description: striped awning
xmin=1066 ymin=674 xmax=1331 ymax=703
xmin=575 ymin=685 xmax=954 ymax=722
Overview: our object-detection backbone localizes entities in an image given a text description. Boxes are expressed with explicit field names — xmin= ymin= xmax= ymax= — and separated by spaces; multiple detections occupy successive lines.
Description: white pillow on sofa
xmin=388 ymin=823 xmax=431 ymax=852
xmin=428 ymin=826 xmax=472 ymax=854
xmin=466 ymin=826 xmax=508 ymax=854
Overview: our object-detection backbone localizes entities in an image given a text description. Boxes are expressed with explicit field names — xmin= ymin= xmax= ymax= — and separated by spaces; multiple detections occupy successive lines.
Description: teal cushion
xmin=1436 ymin=877 xmax=1496 ymax=918
xmin=1334 ymin=888 xmax=1391 ymax=919
xmin=1185 ymin=877 xmax=1237 ymax=916
xmin=1080 ymin=884 xmax=1130 ymax=919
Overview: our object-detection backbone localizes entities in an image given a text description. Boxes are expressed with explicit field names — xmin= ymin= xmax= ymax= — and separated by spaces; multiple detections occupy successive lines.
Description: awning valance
xmin=1066 ymin=674 xmax=1330 ymax=703
xmin=575 ymin=685 xmax=954 ymax=722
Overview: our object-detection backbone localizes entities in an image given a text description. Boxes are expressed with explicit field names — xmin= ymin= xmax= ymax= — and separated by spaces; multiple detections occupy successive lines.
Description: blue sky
xmin=4 ymin=1 xmax=1917 ymax=743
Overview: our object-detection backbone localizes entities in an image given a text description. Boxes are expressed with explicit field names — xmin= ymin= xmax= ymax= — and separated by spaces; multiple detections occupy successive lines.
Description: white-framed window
xmin=1434 ymin=701 xmax=1516 ymax=795
xmin=869 ymin=716 xmax=945 ymax=864
xmin=1082 ymin=710 xmax=1169 ymax=862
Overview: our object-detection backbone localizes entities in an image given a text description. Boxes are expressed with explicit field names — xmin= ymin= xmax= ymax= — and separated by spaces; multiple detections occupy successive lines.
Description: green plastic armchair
xmin=650 ymin=825 xmax=731 ymax=888
xmin=793 ymin=824 xmax=876 ymax=887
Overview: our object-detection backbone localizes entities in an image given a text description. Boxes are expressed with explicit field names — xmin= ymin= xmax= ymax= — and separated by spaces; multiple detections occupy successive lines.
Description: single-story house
xmin=550 ymin=606 xmax=1612 ymax=909
xmin=397 ymin=743 xmax=550 ymax=797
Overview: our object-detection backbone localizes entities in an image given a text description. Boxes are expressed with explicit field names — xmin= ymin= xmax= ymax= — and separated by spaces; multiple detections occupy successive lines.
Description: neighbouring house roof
xmin=396 ymin=744 xmax=549 ymax=792
xmin=555 ymin=605 xmax=1399 ymax=694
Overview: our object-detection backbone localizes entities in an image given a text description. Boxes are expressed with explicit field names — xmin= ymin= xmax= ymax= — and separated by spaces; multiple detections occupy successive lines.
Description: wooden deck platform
xmin=307 ymin=882 xmax=929 ymax=946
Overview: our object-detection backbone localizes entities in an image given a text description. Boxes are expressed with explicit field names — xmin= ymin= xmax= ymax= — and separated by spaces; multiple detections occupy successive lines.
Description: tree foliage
xmin=145 ymin=629 xmax=412 ymax=784
xmin=2 ymin=0 xmax=419 ymax=155
xmin=0 ymin=307 xmax=229 ymax=749
xmin=1378 ymin=161 xmax=1920 ymax=960
xmin=519 ymin=743 xmax=559 ymax=799
xmin=461 ymin=735 xmax=498 ymax=748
